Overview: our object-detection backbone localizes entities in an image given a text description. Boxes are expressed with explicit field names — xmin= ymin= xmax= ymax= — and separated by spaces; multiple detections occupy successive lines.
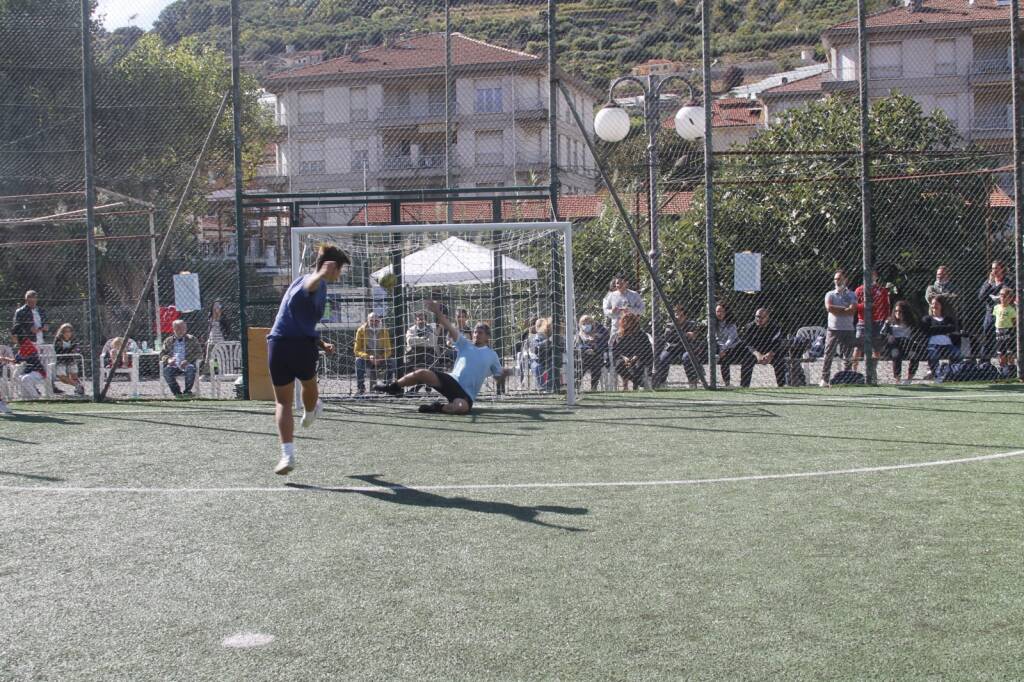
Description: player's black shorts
xmin=435 ymin=371 xmax=472 ymax=409
xmin=267 ymin=336 xmax=319 ymax=386
xmin=995 ymin=330 xmax=1014 ymax=355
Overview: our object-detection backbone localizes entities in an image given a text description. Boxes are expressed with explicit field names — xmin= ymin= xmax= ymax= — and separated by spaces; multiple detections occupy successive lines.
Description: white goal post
xmin=290 ymin=222 xmax=578 ymax=406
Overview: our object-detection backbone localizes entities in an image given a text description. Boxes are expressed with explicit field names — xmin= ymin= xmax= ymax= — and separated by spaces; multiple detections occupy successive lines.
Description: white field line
xmin=1 ymin=449 xmax=1022 ymax=495
xmin=9 ymin=388 xmax=1023 ymax=417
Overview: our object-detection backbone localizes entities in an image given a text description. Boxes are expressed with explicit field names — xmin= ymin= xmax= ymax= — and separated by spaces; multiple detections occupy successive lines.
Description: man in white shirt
xmin=602 ymin=276 xmax=644 ymax=340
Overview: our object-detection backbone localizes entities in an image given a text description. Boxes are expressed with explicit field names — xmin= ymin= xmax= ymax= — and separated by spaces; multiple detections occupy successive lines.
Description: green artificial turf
xmin=1 ymin=385 xmax=1023 ymax=680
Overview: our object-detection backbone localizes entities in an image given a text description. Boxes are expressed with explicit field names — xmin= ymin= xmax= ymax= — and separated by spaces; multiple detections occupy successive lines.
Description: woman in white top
xmin=601 ymin=275 xmax=644 ymax=340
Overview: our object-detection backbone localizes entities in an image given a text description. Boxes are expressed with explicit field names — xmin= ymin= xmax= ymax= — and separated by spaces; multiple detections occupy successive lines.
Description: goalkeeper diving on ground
xmin=374 ymin=299 xmax=512 ymax=414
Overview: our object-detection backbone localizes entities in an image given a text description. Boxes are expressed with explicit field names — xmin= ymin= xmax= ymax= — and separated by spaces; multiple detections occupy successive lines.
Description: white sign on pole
xmin=734 ymin=252 xmax=762 ymax=292
xmin=173 ymin=272 xmax=201 ymax=312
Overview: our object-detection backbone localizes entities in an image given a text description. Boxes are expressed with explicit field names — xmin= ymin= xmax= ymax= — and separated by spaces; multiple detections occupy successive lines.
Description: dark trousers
xmin=739 ymin=351 xmax=786 ymax=388
xmin=615 ymin=360 xmax=649 ymax=389
xmin=718 ymin=347 xmax=748 ymax=384
xmin=886 ymin=337 xmax=919 ymax=379
xmin=578 ymin=356 xmax=604 ymax=391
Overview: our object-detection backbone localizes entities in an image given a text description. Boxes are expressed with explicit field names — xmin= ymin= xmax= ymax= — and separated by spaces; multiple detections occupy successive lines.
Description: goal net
xmin=291 ymin=222 xmax=578 ymax=405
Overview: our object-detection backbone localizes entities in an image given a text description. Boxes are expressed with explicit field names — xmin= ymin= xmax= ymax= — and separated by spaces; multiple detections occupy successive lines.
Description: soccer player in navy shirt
xmin=268 ymin=244 xmax=350 ymax=474
xmin=375 ymin=299 xmax=511 ymax=414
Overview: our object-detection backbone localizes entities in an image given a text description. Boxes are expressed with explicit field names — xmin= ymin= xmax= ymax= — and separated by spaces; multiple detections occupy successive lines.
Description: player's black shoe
xmin=418 ymin=401 xmax=445 ymax=413
xmin=373 ymin=382 xmax=404 ymax=396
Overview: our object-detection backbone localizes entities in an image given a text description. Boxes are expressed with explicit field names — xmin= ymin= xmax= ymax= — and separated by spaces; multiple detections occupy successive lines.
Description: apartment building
xmin=821 ymin=0 xmax=1017 ymax=147
xmin=262 ymin=33 xmax=600 ymax=209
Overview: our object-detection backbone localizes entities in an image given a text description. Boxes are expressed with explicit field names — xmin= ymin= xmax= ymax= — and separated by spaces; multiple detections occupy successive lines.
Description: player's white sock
xmin=301 ymin=399 xmax=323 ymax=428
xmin=275 ymin=442 xmax=296 ymax=475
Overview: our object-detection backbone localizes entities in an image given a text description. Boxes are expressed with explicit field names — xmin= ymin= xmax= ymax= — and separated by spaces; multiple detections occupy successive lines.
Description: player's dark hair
xmin=315 ymin=244 xmax=350 ymax=271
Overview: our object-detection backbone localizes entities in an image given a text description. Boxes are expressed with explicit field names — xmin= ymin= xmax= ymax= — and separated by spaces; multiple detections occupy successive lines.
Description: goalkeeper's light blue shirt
xmin=450 ymin=334 xmax=503 ymax=400
xmin=268 ymin=276 xmax=327 ymax=339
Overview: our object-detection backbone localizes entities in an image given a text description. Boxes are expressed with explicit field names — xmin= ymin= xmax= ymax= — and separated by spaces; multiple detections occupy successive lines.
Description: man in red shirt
xmin=853 ymin=268 xmax=890 ymax=379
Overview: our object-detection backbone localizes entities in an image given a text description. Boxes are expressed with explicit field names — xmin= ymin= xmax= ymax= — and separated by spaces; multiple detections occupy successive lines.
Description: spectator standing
xmin=978 ymin=260 xmax=1012 ymax=359
xmin=920 ymin=296 xmax=962 ymax=382
xmin=739 ymin=308 xmax=786 ymax=388
xmin=880 ymin=300 xmax=921 ymax=384
xmin=713 ymin=303 xmax=743 ymax=387
xmin=925 ymin=265 xmax=958 ymax=309
xmin=602 ymin=276 xmax=644 ymax=340
xmin=993 ymin=287 xmax=1017 ymax=370
xmin=852 ymin=268 xmax=891 ymax=377
xmin=529 ymin=317 xmax=554 ymax=391
xmin=13 ymin=290 xmax=47 ymax=346
xmin=574 ymin=314 xmax=609 ymax=391
xmin=612 ymin=311 xmax=652 ymax=390
xmin=820 ymin=270 xmax=858 ymax=387
xmin=653 ymin=304 xmax=704 ymax=388
xmin=207 ymin=300 xmax=232 ymax=345
xmin=353 ymin=312 xmax=396 ymax=393
xmin=52 ymin=323 xmax=85 ymax=396
xmin=160 ymin=319 xmax=202 ymax=398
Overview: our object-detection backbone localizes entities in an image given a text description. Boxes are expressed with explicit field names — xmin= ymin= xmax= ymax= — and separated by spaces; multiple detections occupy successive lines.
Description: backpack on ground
xmin=829 ymin=370 xmax=865 ymax=385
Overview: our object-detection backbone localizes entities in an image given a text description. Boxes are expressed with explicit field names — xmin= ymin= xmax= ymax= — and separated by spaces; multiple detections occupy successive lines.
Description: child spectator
xmin=612 ymin=311 xmax=652 ymax=390
xmin=574 ymin=314 xmax=609 ymax=391
xmin=529 ymin=317 xmax=554 ymax=391
xmin=13 ymin=332 xmax=47 ymax=398
xmin=53 ymin=323 xmax=85 ymax=396
xmin=880 ymin=300 xmax=921 ymax=385
xmin=993 ymin=287 xmax=1017 ymax=369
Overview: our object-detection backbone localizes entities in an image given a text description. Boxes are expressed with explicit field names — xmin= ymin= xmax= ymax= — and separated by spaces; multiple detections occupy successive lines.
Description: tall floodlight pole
xmin=230 ymin=0 xmax=250 ymax=398
xmin=81 ymin=0 xmax=101 ymax=401
xmin=596 ymin=74 xmax=702 ymax=373
xmin=445 ymin=0 xmax=454 ymax=223
xmin=1011 ymin=0 xmax=1023 ymax=380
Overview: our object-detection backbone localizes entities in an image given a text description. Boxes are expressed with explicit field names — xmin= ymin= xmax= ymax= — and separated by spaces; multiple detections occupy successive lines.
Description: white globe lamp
xmin=674 ymin=105 xmax=706 ymax=141
xmin=594 ymin=105 xmax=631 ymax=143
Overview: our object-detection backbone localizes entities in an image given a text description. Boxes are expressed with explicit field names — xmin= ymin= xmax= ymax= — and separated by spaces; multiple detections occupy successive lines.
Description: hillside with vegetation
xmin=137 ymin=0 xmax=901 ymax=86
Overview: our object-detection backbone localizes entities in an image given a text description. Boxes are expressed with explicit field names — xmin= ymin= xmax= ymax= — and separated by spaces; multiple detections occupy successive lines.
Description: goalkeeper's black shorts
xmin=435 ymin=371 xmax=473 ymax=409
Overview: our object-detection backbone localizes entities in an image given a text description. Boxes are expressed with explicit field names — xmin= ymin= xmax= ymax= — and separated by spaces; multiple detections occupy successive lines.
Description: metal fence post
xmin=1011 ymin=0 xmax=1023 ymax=380
xmin=857 ymin=0 xmax=875 ymax=384
xmin=231 ymin=0 xmax=250 ymax=399
xmin=80 ymin=0 xmax=101 ymax=402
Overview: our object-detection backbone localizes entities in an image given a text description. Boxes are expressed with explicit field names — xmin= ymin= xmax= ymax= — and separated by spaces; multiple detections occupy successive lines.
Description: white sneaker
xmin=818 ymin=379 xmax=829 ymax=388
xmin=0 ymin=401 xmax=11 ymax=415
xmin=900 ymin=378 xmax=912 ymax=385
xmin=274 ymin=450 xmax=295 ymax=475
xmin=301 ymin=399 xmax=323 ymax=428
xmin=923 ymin=371 xmax=934 ymax=380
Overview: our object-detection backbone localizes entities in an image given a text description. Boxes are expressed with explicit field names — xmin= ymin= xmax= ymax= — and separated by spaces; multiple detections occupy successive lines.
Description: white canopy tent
xmin=370 ymin=236 xmax=538 ymax=287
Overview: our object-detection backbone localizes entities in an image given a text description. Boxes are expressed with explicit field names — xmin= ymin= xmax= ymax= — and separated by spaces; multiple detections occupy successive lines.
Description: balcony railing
xmin=382 ymin=156 xmax=413 ymax=171
xmin=381 ymin=102 xmax=446 ymax=121
xmin=417 ymin=153 xmax=446 ymax=169
xmin=971 ymin=58 xmax=1010 ymax=75
xmin=972 ymin=115 xmax=1011 ymax=132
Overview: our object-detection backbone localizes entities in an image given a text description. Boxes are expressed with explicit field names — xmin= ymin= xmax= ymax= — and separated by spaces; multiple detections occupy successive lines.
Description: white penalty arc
xmin=1 ymin=449 xmax=1022 ymax=494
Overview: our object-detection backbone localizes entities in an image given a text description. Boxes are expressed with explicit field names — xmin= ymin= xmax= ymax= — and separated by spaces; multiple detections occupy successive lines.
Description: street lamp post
xmin=594 ymin=76 xmax=705 ymax=370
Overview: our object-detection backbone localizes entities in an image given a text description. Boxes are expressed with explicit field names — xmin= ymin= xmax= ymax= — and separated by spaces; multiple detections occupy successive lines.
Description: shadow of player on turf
xmin=287 ymin=474 xmax=589 ymax=532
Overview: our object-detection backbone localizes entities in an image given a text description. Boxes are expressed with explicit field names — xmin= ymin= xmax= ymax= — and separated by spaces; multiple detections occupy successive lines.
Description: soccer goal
xmin=291 ymin=222 xmax=577 ymax=405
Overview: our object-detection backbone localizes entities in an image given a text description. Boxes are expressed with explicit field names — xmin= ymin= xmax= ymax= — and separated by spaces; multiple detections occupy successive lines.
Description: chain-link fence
xmin=2 ymin=0 xmax=1021 ymax=403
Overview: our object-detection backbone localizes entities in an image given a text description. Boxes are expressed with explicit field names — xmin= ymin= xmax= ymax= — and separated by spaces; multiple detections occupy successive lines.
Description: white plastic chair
xmin=207 ymin=341 xmax=242 ymax=398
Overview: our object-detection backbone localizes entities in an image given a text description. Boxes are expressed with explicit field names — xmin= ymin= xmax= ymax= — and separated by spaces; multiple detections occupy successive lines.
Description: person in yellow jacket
xmin=353 ymin=312 xmax=396 ymax=394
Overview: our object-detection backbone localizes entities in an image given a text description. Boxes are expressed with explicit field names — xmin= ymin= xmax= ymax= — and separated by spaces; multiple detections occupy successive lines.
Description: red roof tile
xmin=990 ymin=186 xmax=1014 ymax=208
xmin=348 ymin=193 xmax=694 ymax=225
xmin=265 ymin=33 xmax=538 ymax=81
xmin=826 ymin=0 xmax=1021 ymax=34
xmin=661 ymin=98 xmax=761 ymax=131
